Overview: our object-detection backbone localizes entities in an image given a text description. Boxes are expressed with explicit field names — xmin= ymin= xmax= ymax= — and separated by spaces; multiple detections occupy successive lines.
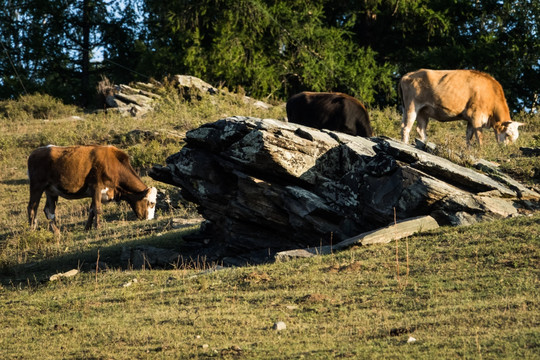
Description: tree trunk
xmin=80 ymin=0 xmax=91 ymax=107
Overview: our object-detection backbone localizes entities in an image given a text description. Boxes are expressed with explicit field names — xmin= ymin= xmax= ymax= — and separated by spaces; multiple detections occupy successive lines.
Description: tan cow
xmin=400 ymin=69 xmax=523 ymax=145
xmin=28 ymin=145 xmax=157 ymax=234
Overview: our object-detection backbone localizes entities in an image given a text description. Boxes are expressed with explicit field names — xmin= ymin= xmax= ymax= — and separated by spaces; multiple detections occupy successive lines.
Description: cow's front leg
xmin=475 ymin=129 xmax=483 ymax=146
xmin=44 ymin=193 xmax=60 ymax=235
xmin=466 ymin=123 xmax=483 ymax=146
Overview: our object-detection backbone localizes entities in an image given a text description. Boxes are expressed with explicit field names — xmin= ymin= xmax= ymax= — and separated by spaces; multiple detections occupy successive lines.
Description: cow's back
xmin=400 ymin=69 xmax=509 ymax=118
xmin=286 ymin=91 xmax=372 ymax=136
xmin=28 ymin=145 xmax=121 ymax=194
xmin=286 ymin=92 xmax=320 ymax=127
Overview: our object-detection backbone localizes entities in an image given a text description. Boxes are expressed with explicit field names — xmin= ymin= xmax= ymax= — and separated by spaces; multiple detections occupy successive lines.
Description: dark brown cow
xmin=400 ymin=69 xmax=523 ymax=146
xmin=27 ymin=145 xmax=157 ymax=234
xmin=286 ymin=91 xmax=373 ymax=137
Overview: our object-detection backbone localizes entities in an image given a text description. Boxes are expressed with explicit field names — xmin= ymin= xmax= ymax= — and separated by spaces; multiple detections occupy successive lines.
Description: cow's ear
xmin=514 ymin=122 xmax=525 ymax=127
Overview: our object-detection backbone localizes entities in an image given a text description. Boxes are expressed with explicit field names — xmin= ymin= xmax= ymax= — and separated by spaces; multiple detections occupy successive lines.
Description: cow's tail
xmin=397 ymin=78 xmax=404 ymax=112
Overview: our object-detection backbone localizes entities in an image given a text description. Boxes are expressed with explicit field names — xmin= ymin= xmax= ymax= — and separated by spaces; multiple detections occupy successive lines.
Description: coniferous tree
xmin=0 ymin=0 xmax=142 ymax=106
xmin=139 ymin=0 xmax=394 ymax=104
xmin=322 ymin=0 xmax=539 ymax=110
xmin=0 ymin=0 xmax=538 ymax=109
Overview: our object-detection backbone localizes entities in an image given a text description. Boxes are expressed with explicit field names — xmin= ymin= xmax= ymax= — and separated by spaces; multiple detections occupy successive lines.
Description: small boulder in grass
xmin=273 ymin=321 xmax=286 ymax=331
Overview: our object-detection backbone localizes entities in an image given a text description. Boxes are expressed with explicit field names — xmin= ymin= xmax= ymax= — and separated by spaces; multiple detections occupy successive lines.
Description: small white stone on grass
xmin=123 ymin=279 xmax=138 ymax=287
xmin=407 ymin=336 xmax=417 ymax=343
xmin=273 ymin=321 xmax=286 ymax=331
xmin=49 ymin=269 xmax=79 ymax=282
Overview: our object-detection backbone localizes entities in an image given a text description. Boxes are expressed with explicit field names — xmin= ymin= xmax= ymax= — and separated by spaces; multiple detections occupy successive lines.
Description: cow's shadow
xmin=1 ymin=179 xmax=28 ymax=186
xmin=0 ymin=220 xmax=200 ymax=286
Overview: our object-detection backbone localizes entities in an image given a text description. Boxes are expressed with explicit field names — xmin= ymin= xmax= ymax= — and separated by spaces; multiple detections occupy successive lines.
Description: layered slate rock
xmin=101 ymin=75 xmax=273 ymax=117
xmin=102 ymin=83 xmax=161 ymax=117
xmin=150 ymin=117 xmax=539 ymax=263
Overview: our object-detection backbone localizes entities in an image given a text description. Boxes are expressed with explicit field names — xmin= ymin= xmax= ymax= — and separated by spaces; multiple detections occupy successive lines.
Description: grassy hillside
xmin=0 ymin=90 xmax=539 ymax=359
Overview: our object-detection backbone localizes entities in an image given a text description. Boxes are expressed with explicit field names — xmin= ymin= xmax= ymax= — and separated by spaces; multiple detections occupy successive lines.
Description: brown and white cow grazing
xmin=399 ymin=69 xmax=523 ymax=146
xmin=27 ymin=145 xmax=157 ymax=234
xmin=286 ymin=91 xmax=373 ymax=137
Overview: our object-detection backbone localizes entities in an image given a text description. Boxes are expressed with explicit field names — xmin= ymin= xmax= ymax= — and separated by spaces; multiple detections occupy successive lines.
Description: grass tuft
xmin=0 ymin=93 xmax=81 ymax=121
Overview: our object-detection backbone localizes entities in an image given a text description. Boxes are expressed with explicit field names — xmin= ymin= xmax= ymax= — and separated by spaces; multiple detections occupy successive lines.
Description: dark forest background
xmin=0 ymin=0 xmax=538 ymax=110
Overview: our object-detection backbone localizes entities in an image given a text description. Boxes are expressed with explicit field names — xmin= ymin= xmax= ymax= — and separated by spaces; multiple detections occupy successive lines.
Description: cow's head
xmin=130 ymin=187 xmax=158 ymax=220
xmin=497 ymin=121 xmax=524 ymax=144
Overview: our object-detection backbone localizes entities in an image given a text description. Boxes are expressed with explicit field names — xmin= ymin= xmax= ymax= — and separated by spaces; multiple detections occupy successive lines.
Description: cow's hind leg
xmin=415 ymin=112 xmax=429 ymax=142
xmin=401 ymin=105 xmax=417 ymax=144
xmin=28 ymin=188 xmax=43 ymax=230
xmin=85 ymin=207 xmax=95 ymax=231
xmin=44 ymin=193 xmax=60 ymax=235
xmin=86 ymin=189 xmax=103 ymax=230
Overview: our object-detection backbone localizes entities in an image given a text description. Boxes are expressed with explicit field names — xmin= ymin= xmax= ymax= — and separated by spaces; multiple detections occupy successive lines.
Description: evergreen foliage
xmin=0 ymin=0 xmax=538 ymax=110
xmin=0 ymin=0 xmax=142 ymax=105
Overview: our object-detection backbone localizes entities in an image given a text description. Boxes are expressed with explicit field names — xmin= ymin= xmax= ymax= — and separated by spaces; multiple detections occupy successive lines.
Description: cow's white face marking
xmin=145 ymin=187 xmax=158 ymax=220
xmin=504 ymin=121 xmax=523 ymax=144
xmin=101 ymin=187 xmax=113 ymax=202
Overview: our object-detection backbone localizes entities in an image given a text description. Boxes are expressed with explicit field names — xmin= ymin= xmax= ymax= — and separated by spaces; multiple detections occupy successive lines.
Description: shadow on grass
xmin=0 ymin=220 xmax=203 ymax=287
xmin=1 ymin=178 xmax=29 ymax=186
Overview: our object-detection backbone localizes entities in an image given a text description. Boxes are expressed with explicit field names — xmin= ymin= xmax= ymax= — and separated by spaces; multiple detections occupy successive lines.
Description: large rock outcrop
xmin=150 ymin=117 xmax=539 ymax=263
